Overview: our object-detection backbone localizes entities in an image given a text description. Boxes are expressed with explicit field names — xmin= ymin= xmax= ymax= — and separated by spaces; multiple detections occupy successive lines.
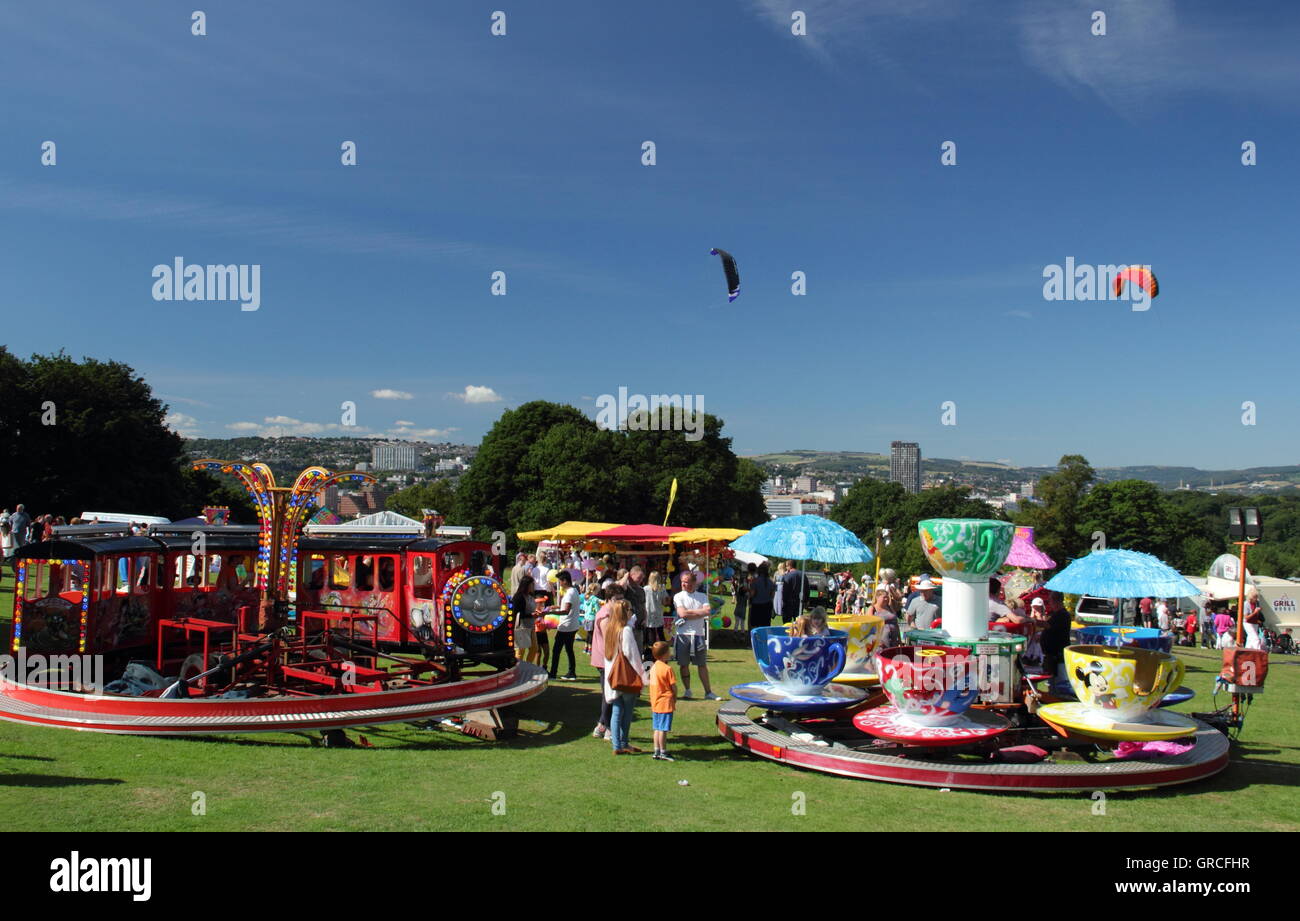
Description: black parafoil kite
xmin=710 ymin=248 xmax=739 ymax=302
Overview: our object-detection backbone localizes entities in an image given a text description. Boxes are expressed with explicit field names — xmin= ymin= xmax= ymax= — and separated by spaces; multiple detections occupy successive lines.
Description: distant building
xmin=890 ymin=441 xmax=922 ymax=494
xmin=338 ymin=486 xmax=392 ymax=518
xmin=760 ymin=479 xmax=776 ymax=497
xmin=434 ymin=456 xmax=466 ymax=474
xmin=371 ymin=442 xmax=417 ymax=471
xmin=1021 ymin=480 xmax=1036 ymax=499
xmin=793 ymin=475 xmax=817 ymax=493
xmin=765 ymin=498 xmax=802 ymax=518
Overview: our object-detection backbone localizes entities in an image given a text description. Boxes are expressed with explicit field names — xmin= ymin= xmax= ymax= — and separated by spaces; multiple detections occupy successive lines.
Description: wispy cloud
xmin=228 ymin=416 xmax=369 ymax=436
xmin=372 ymin=389 xmax=414 ymax=400
xmin=743 ymin=0 xmax=960 ymax=64
xmin=1005 ymin=309 xmax=1034 ymax=320
xmin=387 ymin=424 xmax=457 ymax=440
xmin=0 ymin=177 xmax=479 ymax=261
xmin=1014 ymin=0 xmax=1300 ymax=114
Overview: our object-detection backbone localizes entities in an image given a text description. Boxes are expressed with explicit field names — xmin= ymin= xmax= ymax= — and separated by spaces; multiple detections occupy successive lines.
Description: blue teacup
xmin=751 ymin=627 xmax=849 ymax=695
xmin=1077 ymin=625 xmax=1173 ymax=654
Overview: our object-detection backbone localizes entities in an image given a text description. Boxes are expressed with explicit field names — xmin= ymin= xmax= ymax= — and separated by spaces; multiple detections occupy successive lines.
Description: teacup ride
xmin=827 ymin=614 xmax=883 ymax=688
xmin=1037 ymin=645 xmax=1199 ymax=742
xmin=717 ymin=520 xmax=1229 ymax=791
xmin=728 ymin=627 xmax=868 ymax=714
xmin=852 ymin=644 xmax=1010 ymax=746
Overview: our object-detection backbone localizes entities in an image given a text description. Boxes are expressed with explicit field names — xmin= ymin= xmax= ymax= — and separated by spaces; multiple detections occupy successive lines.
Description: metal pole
xmin=1235 ymin=540 xmax=1252 ymax=648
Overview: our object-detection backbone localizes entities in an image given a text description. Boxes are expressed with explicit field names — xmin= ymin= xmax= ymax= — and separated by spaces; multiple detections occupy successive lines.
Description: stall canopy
xmin=516 ymin=521 xmax=621 ymax=542
xmin=667 ymin=527 xmax=750 ymax=544
xmin=590 ymin=523 xmax=691 ymax=542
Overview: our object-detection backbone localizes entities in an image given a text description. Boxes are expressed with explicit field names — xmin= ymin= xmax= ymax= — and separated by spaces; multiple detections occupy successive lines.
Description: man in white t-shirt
xmin=673 ymin=572 xmax=721 ymax=701
xmin=1156 ymin=599 xmax=1171 ymax=634
xmin=549 ymin=570 xmax=581 ymax=680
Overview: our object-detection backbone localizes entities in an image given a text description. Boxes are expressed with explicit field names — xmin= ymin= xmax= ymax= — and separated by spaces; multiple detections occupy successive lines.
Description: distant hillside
xmin=747 ymin=451 xmax=1300 ymax=495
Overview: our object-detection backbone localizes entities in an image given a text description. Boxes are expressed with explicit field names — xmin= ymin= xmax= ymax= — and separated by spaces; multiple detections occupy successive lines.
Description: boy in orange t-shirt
xmin=649 ymin=641 xmax=677 ymax=761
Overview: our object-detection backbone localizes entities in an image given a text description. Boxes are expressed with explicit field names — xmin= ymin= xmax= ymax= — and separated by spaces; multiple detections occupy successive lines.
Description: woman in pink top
xmin=590 ymin=584 xmax=625 ymax=739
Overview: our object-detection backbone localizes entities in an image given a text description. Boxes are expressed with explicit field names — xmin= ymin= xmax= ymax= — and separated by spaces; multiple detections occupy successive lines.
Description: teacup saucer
xmin=1156 ymin=686 xmax=1195 ymax=707
xmin=852 ymin=705 xmax=1009 ymax=746
xmin=1036 ymin=702 xmax=1198 ymax=741
xmin=728 ymin=681 xmax=867 ymax=713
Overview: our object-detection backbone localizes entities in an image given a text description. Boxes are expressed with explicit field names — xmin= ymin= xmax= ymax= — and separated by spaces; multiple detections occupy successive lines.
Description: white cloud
xmin=372 ymin=389 xmax=414 ymax=400
xmin=394 ymin=419 xmax=415 ymax=427
xmin=450 ymin=385 xmax=502 ymax=404
xmin=165 ymin=411 xmax=201 ymax=436
xmin=1005 ymin=310 xmax=1034 ymax=320
xmin=226 ymin=416 xmax=369 ymax=436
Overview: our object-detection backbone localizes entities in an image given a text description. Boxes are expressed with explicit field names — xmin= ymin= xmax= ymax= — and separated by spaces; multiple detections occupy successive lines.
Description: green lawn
xmin=2 ymin=574 xmax=1298 ymax=832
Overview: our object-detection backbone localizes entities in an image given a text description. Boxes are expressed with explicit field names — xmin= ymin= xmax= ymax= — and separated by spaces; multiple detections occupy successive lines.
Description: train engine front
xmin=438 ymin=545 xmax=514 ymax=669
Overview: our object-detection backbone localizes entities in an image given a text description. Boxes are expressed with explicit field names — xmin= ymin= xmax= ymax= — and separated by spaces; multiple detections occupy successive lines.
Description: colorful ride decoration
xmin=442 ymin=571 xmax=511 ymax=636
xmin=827 ymin=614 xmax=883 ymax=675
xmin=917 ymin=518 xmax=1014 ymax=639
xmin=1005 ymin=526 xmax=1055 ymax=570
xmin=11 ymin=560 xmax=92 ymax=654
xmin=875 ymin=644 xmax=979 ymax=726
xmin=1076 ymin=625 xmax=1173 ymax=653
xmin=192 ymin=460 xmax=374 ymax=599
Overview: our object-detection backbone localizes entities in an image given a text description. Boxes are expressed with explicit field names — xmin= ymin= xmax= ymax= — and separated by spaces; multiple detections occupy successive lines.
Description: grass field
xmin=2 ymin=572 xmax=1298 ymax=832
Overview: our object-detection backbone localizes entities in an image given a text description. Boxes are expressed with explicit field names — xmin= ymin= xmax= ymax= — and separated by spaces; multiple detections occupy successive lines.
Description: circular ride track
xmin=716 ymin=700 xmax=1230 ymax=792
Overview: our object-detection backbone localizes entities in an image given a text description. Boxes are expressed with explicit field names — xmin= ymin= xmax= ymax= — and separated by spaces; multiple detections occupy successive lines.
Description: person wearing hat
xmin=904 ymin=579 xmax=940 ymax=629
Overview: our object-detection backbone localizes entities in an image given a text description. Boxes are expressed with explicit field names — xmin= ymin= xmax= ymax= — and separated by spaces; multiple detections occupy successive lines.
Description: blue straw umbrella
xmin=730 ymin=516 xmax=873 ymax=618
xmin=1044 ymin=549 xmax=1201 ymax=598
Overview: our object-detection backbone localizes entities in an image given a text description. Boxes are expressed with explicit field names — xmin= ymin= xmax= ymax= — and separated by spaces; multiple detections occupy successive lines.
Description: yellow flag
xmin=662 ymin=478 xmax=679 ymax=526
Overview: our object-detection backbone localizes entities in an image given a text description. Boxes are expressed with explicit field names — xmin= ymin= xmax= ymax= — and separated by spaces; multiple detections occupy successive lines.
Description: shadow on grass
xmin=0 ymin=773 xmax=125 ymax=788
xmin=153 ymin=681 xmax=610 ymax=751
xmin=0 ymin=753 xmax=56 ymax=762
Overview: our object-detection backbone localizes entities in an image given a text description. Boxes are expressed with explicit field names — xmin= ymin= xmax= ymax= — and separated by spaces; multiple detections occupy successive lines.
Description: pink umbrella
xmin=1005 ymin=526 xmax=1055 ymax=569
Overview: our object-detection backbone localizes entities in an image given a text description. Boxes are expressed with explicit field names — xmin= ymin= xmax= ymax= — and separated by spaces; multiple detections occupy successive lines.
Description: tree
xmin=832 ymin=479 xmax=1002 ymax=577
xmin=1078 ymin=480 xmax=1181 ymax=559
xmin=1022 ymin=454 xmax=1095 ymax=565
xmin=387 ymin=479 xmax=457 ymax=521
xmin=454 ymin=401 xmax=765 ymax=547
xmin=1 ymin=350 xmax=196 ymax=517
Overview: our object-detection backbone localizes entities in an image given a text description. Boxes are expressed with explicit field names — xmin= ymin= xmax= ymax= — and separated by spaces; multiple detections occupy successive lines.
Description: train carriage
xmin=11 ymin=525 xmax=163 ymax=656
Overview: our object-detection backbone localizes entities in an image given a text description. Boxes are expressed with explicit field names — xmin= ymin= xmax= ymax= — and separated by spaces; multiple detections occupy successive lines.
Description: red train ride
xmin=1 ymin=521 xmax=541 ymax=735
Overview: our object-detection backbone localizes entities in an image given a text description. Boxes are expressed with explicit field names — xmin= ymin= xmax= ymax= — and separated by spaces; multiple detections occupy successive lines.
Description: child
xmin=649 ymin=641 xmax=677 ymax=761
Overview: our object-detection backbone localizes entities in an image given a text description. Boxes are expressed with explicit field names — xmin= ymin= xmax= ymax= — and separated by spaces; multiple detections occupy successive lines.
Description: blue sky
xmin=3 ymin=0 xmax=1298 ymax=469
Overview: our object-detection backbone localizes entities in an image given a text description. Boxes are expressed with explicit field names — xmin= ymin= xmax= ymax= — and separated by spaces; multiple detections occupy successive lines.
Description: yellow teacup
xmin=827 ymin=615 xmax=885 ymax=675
xmin=1064 ymin=645 xmax=1185 ymax=722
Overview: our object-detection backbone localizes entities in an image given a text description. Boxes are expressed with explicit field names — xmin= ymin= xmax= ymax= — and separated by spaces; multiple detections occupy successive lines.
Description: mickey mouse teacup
xmin=1065 ymin=644 xmax=1185 ymax=721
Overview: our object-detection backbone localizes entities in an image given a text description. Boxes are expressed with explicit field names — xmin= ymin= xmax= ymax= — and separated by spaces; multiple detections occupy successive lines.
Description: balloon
xmin=1113 ymin=265 xmax=1158 ymax=299
xmin=710 ymin=248 xmax=740 ymax=302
